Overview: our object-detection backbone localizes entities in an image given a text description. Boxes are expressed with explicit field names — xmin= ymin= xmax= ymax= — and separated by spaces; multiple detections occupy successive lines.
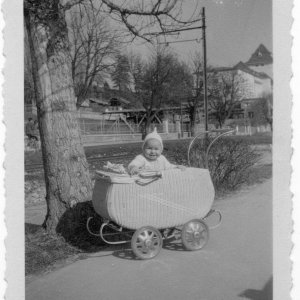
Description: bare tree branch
xmin=208 ymin=71 xmax=244 ymax=128
xmin=101 ymin=0 xmax=202 ymax=41
xmin=68 ymin=3 xmax=120 ymax=106
xmin=61 ymin=0 xmax=85 ymax=11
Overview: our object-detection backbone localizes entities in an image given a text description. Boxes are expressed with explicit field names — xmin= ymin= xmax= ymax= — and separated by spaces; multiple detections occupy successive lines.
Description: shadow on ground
xmin=112 ymin=247 xmax=138 ymax=260
xmin=25 ymin=221 xmax=86 ymax=276
xmin=239 ymin=277 xmax=273 ymax=300
xmin=109 ymin=237 xmax=186 ymax=260
xmin=163 ymin=240 xmax=185 ymax=251
xmin=55 ymin=202 xmax=188 ymax=255
xmin=25 ymin=201 xmax=109 ymax=276
xmin=56 ymin=201 xmax=107 ymax=252
xmin=26 ymin=202 xmax=188 ymax=276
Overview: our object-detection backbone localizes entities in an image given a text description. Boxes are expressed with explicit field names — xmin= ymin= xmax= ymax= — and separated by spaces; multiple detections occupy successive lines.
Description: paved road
xmin=26 ymin=180 xmax=272 ymax=300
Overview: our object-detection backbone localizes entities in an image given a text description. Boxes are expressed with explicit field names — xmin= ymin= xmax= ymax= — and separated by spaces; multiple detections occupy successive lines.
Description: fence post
xmin=175 ymin=120 xmax=181 ymax=136
xmin=163 ymin=119 xmax=169 ymax=133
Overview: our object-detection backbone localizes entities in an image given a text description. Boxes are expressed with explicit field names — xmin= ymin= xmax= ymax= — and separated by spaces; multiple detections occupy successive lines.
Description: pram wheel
xmin=181 ymin=219 xmax=209 ymax=251
xmin=131 ymin=226 xmax=163 ymax=260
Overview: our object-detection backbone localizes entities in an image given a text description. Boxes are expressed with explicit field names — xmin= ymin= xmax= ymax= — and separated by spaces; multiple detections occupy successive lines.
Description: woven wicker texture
xmin=92 ymin=168 xmax=215 ymax=230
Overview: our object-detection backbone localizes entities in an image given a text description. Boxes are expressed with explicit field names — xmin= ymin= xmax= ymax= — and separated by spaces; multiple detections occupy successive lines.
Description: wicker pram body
xmin=92 ymin=167 xmax=215 ymax=230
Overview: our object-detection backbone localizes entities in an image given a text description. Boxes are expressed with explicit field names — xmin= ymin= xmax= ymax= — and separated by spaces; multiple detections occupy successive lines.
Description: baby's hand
xmin=129 ymin=167 xmax=140 ymax=175
xmin=177 ymin=165 xmax=186 ymax=171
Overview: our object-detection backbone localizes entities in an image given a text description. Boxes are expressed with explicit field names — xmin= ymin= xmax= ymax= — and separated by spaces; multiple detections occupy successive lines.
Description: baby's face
xmin=143 ymin=139 xmax=162 ymax=161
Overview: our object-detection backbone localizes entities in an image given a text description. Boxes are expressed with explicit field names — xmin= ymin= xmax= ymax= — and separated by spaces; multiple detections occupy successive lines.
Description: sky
xmin=128 ymin=0 xmax=272 ymax=68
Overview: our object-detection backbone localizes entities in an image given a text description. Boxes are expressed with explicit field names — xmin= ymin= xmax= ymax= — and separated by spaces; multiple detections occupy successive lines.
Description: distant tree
xmin=187 ymin=51 xmax=215 ymax=135
xmin=130 ymin=48 xmax=193 ymax=137
xmin=188 ymin=52 xmax=204 ymax=136
xmin=111 ymin=54 xmax=131 ymax=91
xmin=249 ymin=93 xmax=273 ymax=130
xmin=103 ymin=81 xmax=111 ymax=99
xmin=128 ymin=53 xmax=144 ymax=94
xmin=68 ymin=4 xmax=120 ymax=107
xmin=208 ymin=71 xmax=244 ymax=128
xmin=166 ymin=59 xmax=194 ymax=106
xmin=137 ymin=49 xmax=173 ymax=137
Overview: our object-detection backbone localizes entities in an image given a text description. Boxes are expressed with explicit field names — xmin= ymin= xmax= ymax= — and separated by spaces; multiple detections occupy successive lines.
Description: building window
xmin=235 ymin=103 xmax=242 ymax=109
xmin=248 ymin=112 xmax=254 ymax=119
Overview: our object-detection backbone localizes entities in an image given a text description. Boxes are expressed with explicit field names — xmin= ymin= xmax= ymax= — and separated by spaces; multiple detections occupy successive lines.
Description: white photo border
xmin=2 ymin=0 xmax=295 ymax=299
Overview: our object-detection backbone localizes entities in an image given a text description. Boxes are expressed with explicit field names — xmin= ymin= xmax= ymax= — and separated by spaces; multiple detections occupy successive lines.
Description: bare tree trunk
xmin=142 ymin=112 xmax=152 ymax=139
xmin=190 ymin=106 xmax=197 ymax=137
xmin=145 ymin=117 xmax=152 ymax=135
xmin=190 ymin=121 xmax=196 ymax=136
xmin=218 ymin=117 xmax=223 ymax=129
xmin=25 ymin=1 xmax=92 ymax=234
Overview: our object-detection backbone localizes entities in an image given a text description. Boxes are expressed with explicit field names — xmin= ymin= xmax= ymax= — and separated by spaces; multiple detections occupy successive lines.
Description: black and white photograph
xmin=2 ymin=0 xmax=295 ymax=299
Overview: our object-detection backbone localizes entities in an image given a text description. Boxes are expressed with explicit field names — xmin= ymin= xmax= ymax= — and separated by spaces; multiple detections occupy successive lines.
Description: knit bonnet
xmin=143 ymin=127 xmax=163 ymax=150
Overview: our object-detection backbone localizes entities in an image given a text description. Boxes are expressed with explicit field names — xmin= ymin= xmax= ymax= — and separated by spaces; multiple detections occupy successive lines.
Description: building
xmin=210 ymin=61 xmax=272 ymax=100
xmin=207 ymin=44 xmax=273 ymax=125
xmin=246 ymin=43 xmax=273 ymax=78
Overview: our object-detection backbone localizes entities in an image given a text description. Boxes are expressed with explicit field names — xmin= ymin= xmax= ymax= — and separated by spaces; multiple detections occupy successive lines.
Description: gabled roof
xmin=210 ymin=61 xmax=271 ymax=80
xmin=210 ymin=66 xmax=234 ymax=73
xmin=108 ymin=89 xmax=131 ymax=105
xmin=89 ymin=96 xmax=131 ymax=106
xmin=234 ymin=61 xmax=271 ymax=79
xmin=110 ymin=96 xmax=130 ymax=105
xmin=246 ymin=44 xmax=273 ymax=66
xmin=88 ymin=98 xmax=109 ymax=105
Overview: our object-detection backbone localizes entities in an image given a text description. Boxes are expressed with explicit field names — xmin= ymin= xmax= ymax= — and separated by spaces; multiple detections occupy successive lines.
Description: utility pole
xmin=202 ymin=7 xmax=208 ymax=132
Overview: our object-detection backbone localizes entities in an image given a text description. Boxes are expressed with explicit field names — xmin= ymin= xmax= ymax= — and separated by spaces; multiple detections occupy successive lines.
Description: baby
xmin=128 ymin=128 xmax=184 ymax=175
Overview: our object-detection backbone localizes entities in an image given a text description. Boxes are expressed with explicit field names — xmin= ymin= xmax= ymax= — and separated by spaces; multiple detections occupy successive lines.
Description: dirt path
xmin=26 ymin=179 xmax=272 ymax=300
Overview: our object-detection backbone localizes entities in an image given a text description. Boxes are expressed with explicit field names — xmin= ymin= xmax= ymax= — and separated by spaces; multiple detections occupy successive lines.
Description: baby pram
xmin=87 ymin=130 xmax=231 ymax=259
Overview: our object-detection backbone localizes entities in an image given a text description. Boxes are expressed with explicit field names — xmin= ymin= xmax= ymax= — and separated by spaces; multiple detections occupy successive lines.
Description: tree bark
xmin=190 ymin=105 xmax=197 ymax=137
xmin=141 ymin=111 xmax=152 ymax=139
xmin=25 ymin=1 xmax=92 ymax=234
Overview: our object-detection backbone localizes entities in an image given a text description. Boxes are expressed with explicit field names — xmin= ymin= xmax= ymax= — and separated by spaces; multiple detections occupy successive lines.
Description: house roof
xmin=246 ymin=44 xmax=273 ymax=66
xmin=210 ymin=66 xmax=234 ymax=73
xmin=110 ymin=96 xmax=130 ymax=105
xmin=88 ymin=98 xmax=109 ymax=105
xmin=108 ymin=89 xmax=132 ymax=105
xmin=210 ymin=61 xmax=271 ymax=80
xmin=234 ymin=61 xmax=271 ymax=79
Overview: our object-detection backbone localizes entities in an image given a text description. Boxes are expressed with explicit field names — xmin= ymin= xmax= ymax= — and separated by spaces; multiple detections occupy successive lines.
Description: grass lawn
xmin=25 ymin=134 xmax=272 ymax=165
xmin=25 ymin=224 xmax=85 ymax=278
xmin=25 ymin=217 xmax=106 ymax=280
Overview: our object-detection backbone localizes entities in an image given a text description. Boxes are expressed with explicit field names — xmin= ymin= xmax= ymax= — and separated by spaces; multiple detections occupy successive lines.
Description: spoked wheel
xmin=131 ymin=226 xmax=163 ymax=260
xmin=181 ymin=219 xmax=209 ymax=251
